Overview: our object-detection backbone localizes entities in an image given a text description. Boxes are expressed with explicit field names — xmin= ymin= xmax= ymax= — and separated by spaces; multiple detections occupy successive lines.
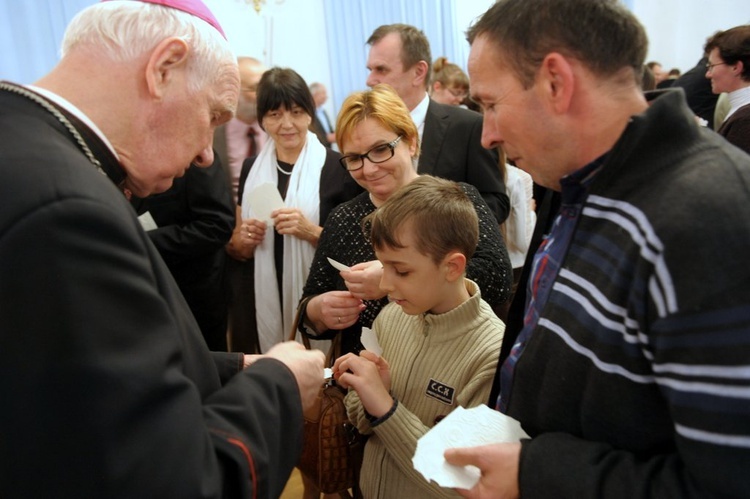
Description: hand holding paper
xmin=413 ymin=405 xmax=529 ymax=490
xmin=341 ymin=260 xmax=387 ymax=301
xmin=248 ymin=182 xmax=285 ymax=224
xmin=359 ymin=327 xmax=382 ymax=356
xmin=327 ymin=257 xmax=351 ymax=272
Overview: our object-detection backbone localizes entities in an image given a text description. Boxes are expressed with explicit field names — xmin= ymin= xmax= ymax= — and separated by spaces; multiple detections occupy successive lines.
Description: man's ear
xmin=538 ymin=52 xmax=574 ymax=114
xmin=413 ymin=60 xmax=430 ymax=87
xmin=443 ymin=251 xmax=467 ymax=282
xmin=145 ymin=37 xmax=190 ymax=99
xmin=732 ymin=60 xmax=744 ymax=78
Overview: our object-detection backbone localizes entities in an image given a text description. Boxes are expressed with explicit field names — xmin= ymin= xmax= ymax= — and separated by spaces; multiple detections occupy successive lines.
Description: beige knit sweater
xmin=344 ymin=279 xmax=505 ymax=498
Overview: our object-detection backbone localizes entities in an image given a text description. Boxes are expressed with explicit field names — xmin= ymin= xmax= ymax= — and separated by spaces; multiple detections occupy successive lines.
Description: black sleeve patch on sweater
xmin=425 ymin=378 xmax=455 ymax=405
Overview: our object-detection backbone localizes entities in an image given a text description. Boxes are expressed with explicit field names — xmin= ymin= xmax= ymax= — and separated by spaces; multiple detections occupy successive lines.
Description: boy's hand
xmin=359 ymin=349 xmax=391 ymax=392
xmin=333 ymin=352 xmax=392 ymax=418
xmin=341 ymin=260 xmax=386 ymax=300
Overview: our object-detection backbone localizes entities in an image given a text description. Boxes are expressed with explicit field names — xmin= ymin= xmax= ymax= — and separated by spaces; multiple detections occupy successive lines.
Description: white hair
xmin=61 ymin=1 xmax=236 ymax=93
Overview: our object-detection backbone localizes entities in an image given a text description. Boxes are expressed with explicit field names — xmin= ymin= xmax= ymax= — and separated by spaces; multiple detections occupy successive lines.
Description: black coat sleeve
xmin=420 ymin=102 xmax=510 ymax=224
xmin=0 ymin=189 xmax=302 ymax=498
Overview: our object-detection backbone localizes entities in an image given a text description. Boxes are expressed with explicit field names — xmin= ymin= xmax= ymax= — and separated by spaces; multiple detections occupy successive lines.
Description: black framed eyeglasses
xmin=339 ymin=136 xmax=402 ymax=171
xmin=705 ymin=61 xmax=728 ymax=72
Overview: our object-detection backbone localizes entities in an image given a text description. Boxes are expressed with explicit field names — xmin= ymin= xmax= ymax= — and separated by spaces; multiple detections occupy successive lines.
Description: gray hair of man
xmin=61 ymin=0 xmax=236 ymax=94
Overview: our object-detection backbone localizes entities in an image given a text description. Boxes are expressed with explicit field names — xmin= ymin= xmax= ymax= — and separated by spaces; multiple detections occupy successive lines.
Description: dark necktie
xmin=322 ymin=110 xmax=333 ymax=133
xmin=247 ymin=126 xmax=258 ymax=158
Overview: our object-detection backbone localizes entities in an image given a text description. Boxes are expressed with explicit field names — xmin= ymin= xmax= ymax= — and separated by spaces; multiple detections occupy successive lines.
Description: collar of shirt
xmin=410 ymin=93 xmax=430 ymax=141
xmin=559 ymin=152 xmax=609 ymax=205
xmin=27 ymin=85 xmax=119 ymax=159
xmin=726 ymin=85 xmax=750 ymax=121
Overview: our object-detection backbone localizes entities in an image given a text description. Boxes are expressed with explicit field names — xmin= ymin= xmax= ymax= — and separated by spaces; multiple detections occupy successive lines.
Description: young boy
xmin=333 ymin=175 xmax=505 ymax=498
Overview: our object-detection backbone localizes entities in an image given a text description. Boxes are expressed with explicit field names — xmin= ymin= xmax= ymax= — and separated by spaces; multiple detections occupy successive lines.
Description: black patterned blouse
xmin=299 ymin=182 xmax=512 ymax=355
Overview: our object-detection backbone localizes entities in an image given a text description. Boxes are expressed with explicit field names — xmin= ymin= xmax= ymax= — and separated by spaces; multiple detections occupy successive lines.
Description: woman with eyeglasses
xmin=225 ymin=67 xmax=362 ymax=354
xmin=297 ymin=84 xmax=512 ymax=358
xmin=429 ymin=56 xmax=470 ymax=106
xmin=704 ymin=25 xmax=750 ymax=155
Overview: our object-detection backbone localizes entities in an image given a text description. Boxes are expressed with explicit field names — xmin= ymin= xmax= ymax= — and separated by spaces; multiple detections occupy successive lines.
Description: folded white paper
xmin=413 ymin=405 xmax=530 ymax=490
xmin=137 ymin=211 xmax=158 ymax=232
xmin=359 ymin=327 xmax=382 ymax=356
xmin=327 ymin=257 xmax=351 ymax=272
xmin=248 ymin=182 xmax=285 ymax=224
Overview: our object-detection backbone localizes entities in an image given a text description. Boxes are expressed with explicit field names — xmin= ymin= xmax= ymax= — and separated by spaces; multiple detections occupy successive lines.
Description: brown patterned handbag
xmin=290 ymin=312 xmax=365 ymax=496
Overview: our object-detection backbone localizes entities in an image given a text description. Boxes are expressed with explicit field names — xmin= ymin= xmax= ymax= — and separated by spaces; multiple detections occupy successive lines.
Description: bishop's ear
xmin=145 ymin=37 xmax=190 ymax=99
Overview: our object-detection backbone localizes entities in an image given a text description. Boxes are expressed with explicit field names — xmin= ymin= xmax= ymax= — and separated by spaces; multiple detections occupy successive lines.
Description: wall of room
xmin=2 ymin=0 xmax=749 ymax=115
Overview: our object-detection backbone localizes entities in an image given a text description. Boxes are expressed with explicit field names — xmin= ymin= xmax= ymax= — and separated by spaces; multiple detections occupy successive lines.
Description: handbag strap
xmin=288 ymin=296 xmax=341 ymax=365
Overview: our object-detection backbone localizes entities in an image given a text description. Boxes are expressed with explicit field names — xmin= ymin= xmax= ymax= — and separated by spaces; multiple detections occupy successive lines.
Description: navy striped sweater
xmin=506 ymin=90 xmax=750 ymax=498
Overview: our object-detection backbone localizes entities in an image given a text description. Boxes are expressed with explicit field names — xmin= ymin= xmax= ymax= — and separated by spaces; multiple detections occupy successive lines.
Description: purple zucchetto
xmin=101 ymin=0 xmax=227 ymax=39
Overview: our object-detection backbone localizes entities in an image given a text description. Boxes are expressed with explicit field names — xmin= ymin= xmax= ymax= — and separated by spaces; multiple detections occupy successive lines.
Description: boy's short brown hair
xmin=368 ymin=175 xmax=478 ymax=265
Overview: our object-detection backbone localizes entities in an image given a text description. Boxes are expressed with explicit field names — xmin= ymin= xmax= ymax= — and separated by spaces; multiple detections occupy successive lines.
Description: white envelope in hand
xmin=412 ymin=405 xmax=530 ymax=490
xmin=248 ymin=182 xmax=285 ymax=224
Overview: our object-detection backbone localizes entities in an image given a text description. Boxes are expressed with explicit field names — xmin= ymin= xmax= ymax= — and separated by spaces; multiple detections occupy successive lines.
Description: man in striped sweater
xmin=445 ymin=0 xmax=750 ymax=498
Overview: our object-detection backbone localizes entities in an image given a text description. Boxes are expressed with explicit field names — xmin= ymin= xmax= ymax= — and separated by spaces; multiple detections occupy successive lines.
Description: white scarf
xmin=240 ymin=131 xmax=325 ymax=352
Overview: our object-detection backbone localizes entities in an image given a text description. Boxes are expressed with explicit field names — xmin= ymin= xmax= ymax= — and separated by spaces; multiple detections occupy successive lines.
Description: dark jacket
xmin=508 ymin=90 xmax=750 ymax=498
xmin=130 ymin=157 xmax=235 ymax=351
xmin=420 ymin=99 xmax=509 ymax=223
xmin=0 ymin=84 xmax=303 ymax=498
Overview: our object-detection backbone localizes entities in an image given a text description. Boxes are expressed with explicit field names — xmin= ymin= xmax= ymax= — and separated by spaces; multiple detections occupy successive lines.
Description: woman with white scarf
xmin=226 ymin=67 xmax=362 ymax=353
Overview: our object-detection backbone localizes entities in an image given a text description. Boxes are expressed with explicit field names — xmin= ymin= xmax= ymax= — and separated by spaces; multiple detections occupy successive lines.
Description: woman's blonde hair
xmin=335 ymin=84 xmax=419 ymax=157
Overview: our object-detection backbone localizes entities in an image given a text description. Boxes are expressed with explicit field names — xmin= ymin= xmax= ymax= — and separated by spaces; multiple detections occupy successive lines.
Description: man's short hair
xmin=368 ymin=24 xmax=432 ymax=89
xmin=466 ymin=0 xmax=648 ymax=89
xmin=705 ymin=26 xmax=750 ymax=81
xmin=256 ymin=67 xmax=316 ymax=127
xmin=368 ymin=175 xmax=478 ymax=265
xmin=335 ymin=84 xmax=419 ymax=157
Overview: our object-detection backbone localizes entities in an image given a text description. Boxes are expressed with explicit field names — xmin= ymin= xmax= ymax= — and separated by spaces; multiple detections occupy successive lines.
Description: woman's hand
xmin=226 ymin=206 xmax=268 ymax=261
xmin=272 ymin=207 xmax=322 ymax=245
xmin=306 ymin=291 xmax=366 ymax=332
xmin=333 ymin=352 xmax=393 ymax=418
xmin=341 ymin=260 xmax=386 ymax=300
